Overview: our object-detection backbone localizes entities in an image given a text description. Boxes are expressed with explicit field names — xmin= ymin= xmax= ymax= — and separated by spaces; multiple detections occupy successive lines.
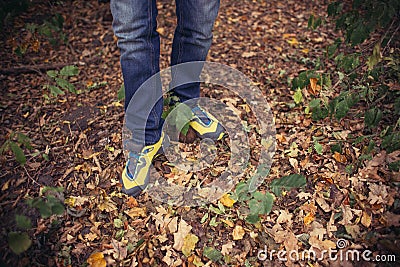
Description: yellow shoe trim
xmin=121 ymin=133 xmax=164 ymax=190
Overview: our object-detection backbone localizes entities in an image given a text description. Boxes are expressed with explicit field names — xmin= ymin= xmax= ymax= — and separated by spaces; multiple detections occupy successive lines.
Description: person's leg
xmin=170 ymin=0 xmax=220 ymax=102
xmin=111 ymin=0 xmax=163 ymax=146
xmin=111 ymin=0 xmax=164 ymax=197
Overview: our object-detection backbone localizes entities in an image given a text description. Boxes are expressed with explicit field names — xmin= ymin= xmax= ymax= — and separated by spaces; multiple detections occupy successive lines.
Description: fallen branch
xmin=0 ymin=62 xmax=76 ymax=75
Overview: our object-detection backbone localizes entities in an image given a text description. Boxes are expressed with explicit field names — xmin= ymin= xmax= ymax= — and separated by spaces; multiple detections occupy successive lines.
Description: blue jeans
xmin=111 ymin=0 xmax=220 ymax=146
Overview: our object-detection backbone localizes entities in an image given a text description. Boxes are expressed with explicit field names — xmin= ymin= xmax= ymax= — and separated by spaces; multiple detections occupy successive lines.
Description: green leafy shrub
xmin=44 ymin=65 xmax=79 ymax=97
xmin=0 ymin=132 xmax=32 ymax=165
xmin=8 ymin=187 xmax=65 ymax=255
xmin=293 ymin=0 xmax=399 ymax=157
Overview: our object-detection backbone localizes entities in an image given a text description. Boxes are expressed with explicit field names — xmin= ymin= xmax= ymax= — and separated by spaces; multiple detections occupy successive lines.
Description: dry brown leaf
xmin=173 ymin=219 xmax=192 ymax=251
xmin=316 ymin=196 xmax=332 ymax=212
xmin=277 ymin=210 xmax=293 ymax=227
xmin=296 ymin=192 xmax=312 ymax=200
xmin=309 ymin=236 xmax=336 ymax=251
xmin=85 ymin=232 xmax=98 ymax=242
xmin=361 ymin=211 xmax=372 ymax=227
xmin=339 ymin=205 xmax=362 ymax=225
xmin=241 ymin=51 xmax=257 ymax=58
xmin=221 ymin=241 xmax=234 ymax=255
xmin=283 ymin=231 xmax=299 ymax=252
xmin=126 ymin=196 xmax=138 ymax=208
xmin=358 ymin=151 xmax=386 ymax=181
xmin=333 ymin=151 xmax=347 ymax=163
xmin=98 ymin=198 xmax=117 ymax=213
xmin=232 ymin=225 xmax=245 ymax=240
xmin=111 ymin=239 xmax=127 ymax=260
xmin=308 ymin=77 xmax=321 ymax=95
xmin=309 ymin=221 xmax=327 ymax=240
xmin=124 ymin=207 xmax=147 ymax=219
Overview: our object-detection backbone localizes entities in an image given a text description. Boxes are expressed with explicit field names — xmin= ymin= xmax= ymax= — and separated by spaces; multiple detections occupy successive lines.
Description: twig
xmin=24 ymin=166 xmax=41 ymax=187
xmin=382 ymin=23 xmax=400 ymax=55
xmin=0 ymin=62 xmax=73 ymax=75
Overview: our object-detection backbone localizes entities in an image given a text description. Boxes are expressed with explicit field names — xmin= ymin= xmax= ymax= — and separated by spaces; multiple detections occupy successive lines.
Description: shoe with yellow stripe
xmin=190 ymin=106 xmax=224 ymax=141
xmin=121 ymin=133 xmax=164 ymax=197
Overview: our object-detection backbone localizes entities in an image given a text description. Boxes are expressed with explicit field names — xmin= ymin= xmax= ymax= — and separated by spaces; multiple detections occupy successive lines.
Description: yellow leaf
xmin=301 ymin=48 xmax=309 ymax=54
xmin=287 ymin=38 xmax=299 ymax=46
xmin=112 ymin=101 xmax=123 ymax=107
xmin=87 ymin=252 xmax=106 ymax=267
xmin=182 ymin=234 xmax=199 ymax=257
xmin=304 ymin=212 xmax=315 ymax=226
xmin=64 ymin=197 xmax=75 ymax=207
xmin=361 ymin=211 xmax=372 ymax=228
xmin=219 ymin=194 xmax=235 ymax=207
xmin=221 ymin=219 xmax=234 ymax=227
xmin=232 ymin=225 xmax=245 ymax=240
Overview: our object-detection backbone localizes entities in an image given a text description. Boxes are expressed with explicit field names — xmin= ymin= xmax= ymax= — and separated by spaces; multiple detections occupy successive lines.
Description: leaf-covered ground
xmin=1 ymin=0 xmax=399 ymax=266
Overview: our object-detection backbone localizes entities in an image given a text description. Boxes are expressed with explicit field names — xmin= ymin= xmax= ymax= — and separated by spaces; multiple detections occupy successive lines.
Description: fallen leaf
xmin=304 ymin=212 xmax=315 ymax=226
xmin=232 ymin=225 xmax=245 ymax=240
xmin=296 ymin=192 xmax=312 ymax=200
xmin=361 ymin=211 xmax=372 ymax=227
xmin=221 ymin=219 xmax=234 ymax=227
xmin=87 ymin=252 xmax=106 ymax=267
xmin=287 ymin=37 xmax=299 ymax=46
xmin=221 ymin=241 xmax=234 ymax=255
xmin=219 ymin=193 xmax=235 ymax=207
xmin=333 ymin=151 xmax=347 ymax=163
xmin=85 ymin=232 xmax=98 ymax=241
xmin=241 ymin=51 xmax=257 ymax=58
xmin=309 ymin=236 xmax=336 ymax=251
xmin=316 ymin=196 xmax=332 ymax=212
xmin=126 ymin=197 xmax=138 ymax=208
xmin=124 ymin=207 xmax=147 ymax=219
xmin=308 ymin=77 xmax=321 ymax=95
xmin=277 ymin=210 xmax=293 ymax=227
xmin=182 ymin=234 xmax=199 ymax=257
xmin=98 ymin=198 xmax=117 ymax=213
xmin=173 ymin=219 xmax=192 ymax=251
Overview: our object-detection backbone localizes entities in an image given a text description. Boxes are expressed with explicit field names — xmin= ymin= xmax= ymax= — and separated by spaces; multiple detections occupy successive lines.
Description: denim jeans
xmin=111 ymin=0 xmax=220 ymax=146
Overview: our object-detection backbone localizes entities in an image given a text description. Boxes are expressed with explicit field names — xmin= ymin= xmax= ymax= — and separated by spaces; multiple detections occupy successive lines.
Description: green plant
xmin=233 ymin=174 xmax=306 ymax=224
xmin=293 ymin=0 xmax=399 ymax=161
xmin=0 ymin=132 xmax=32 ymax=165
xmin=26 ymin=13 xmax=67 ymax=46
xmin=8 ymin=187 xmax=65 ymax=255
xmin=162 ymin=95 xmax=192 ymax=135
xmin=44 ymin=65 xmax=79 ymax=97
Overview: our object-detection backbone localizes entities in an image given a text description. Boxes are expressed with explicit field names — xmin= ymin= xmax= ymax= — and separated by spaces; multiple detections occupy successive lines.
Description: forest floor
xmin=0 ymin=0 xmax=399 ymax=266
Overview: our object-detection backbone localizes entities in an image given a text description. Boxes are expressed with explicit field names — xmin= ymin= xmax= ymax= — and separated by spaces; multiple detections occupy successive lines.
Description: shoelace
xmin=192 ymin=106 xmax=212 ymax=125
xmin=126 ymin=152 xmax=141 ymax=178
